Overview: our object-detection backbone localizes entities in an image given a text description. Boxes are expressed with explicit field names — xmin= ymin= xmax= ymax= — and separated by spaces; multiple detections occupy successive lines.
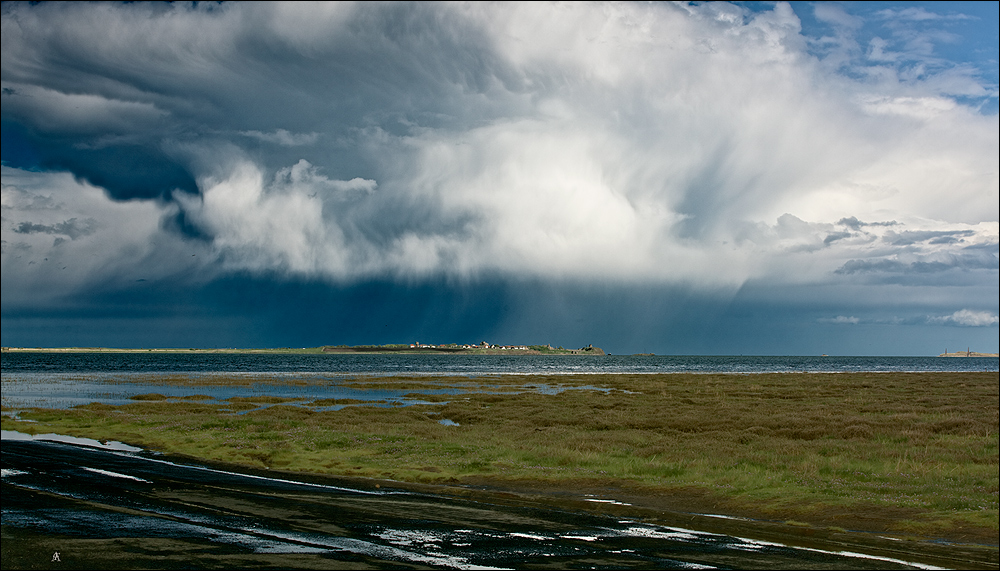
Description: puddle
xmin=1 ymin=429 xmax=143 ymax=452
xmin=82 ymin=466 xmax=152 ymax=483
xmin=584 ymin=497 xmax=632 ymax=506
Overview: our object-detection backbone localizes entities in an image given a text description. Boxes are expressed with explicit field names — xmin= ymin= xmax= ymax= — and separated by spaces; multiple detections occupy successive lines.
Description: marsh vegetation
xmin=3 ymin=372 xmax=997 ymax=544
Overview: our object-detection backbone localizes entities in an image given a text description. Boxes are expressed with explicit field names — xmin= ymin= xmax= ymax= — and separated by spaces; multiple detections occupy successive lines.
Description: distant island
xmin=938 ymin=349 xmax=999 ymax=357
xmin=321 ymin=342 xmax=605 ymax=355
xmin=1 ymin=343 xmax=606 ymax=356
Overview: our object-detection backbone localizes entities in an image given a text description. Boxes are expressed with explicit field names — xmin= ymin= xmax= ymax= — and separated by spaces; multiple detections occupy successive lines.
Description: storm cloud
xmin=2 ymin=1 xmax=997 ymax=353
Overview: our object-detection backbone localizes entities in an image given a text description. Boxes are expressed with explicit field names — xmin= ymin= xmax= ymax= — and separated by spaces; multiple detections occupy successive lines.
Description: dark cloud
xmin=836 ymin=216 xmax=898 ymax=230
xmin=838 ymin=216 xmax=865 ymax=230
xmin=13 ymin=217 xmax=98 ymax=240
xmin=884 ymin=229 xmax=976 ymax=246
xmin=1 ymin=1 xmax=520 ymax=203
xmin=824 ymin=231 xmax=852 ymax=244
xmin=12 ymin=137 xmax=199 ymax=201
xmin=836 ymin=249 xmax=999 ymax=275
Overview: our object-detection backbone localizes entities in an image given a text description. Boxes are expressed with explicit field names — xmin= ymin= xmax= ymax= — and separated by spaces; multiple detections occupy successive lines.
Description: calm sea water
xmin=2 ymin=351 xmax=996 ymax=375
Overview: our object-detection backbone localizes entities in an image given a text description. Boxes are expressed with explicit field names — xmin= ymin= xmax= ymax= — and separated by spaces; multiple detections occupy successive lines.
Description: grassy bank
xmin=3 ymin=372 xmax=997 ymax=544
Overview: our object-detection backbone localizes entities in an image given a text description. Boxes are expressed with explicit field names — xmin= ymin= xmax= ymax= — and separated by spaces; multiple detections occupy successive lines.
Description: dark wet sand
xmin=3 ymin=439 xmax=996 ymax=570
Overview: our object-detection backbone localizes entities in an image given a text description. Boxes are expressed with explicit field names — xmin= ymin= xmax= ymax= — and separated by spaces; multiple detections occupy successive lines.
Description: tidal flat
xmin=3 ymin=372 xmax=997 ymax=550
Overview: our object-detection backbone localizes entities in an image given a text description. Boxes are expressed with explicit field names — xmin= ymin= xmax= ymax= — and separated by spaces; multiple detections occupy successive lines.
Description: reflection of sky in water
xmin=2 ymin=429 xmax=143 ymax=451
xmin=0 ymin=372 xmax=609 ymax=411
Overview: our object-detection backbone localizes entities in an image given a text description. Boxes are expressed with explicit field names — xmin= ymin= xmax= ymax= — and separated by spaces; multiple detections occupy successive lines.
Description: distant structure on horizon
xmin=938 ymin=348 xmax=999 ymax=357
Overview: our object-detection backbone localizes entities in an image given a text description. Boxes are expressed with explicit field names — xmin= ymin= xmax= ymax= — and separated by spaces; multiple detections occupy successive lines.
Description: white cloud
xmin=859 ymin=95 xmax=957 ymax=118
xmin=1 ymin=2 xmax=997 ymax=297
xmin=240 ymin=129 xmax=320 ymax=147
xmin=814 ymin=4 xmax=863 ymax=30
xmin=875 ymin=7 xmax=970 ymax=22
xmin=821 ymin=316 xmax=860 ymax=325
xmin=932 ymin=310 xmax=999 ymax=327
xmin=175 ymin=160 xmax=357 ymax=276
xmin=1 ymin=167 xmax=206 ymax=306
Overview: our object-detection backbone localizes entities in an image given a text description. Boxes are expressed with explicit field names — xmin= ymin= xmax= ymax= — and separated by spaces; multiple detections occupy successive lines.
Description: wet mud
xmin=2 ymin=438 xmax=995 ymax=570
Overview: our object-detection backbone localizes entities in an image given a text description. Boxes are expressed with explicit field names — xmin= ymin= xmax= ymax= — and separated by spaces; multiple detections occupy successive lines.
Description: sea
xmin=1 ymin=351 xmax=997 ymax=375
xmin=2 ymin=351 xmax=996 ymax=411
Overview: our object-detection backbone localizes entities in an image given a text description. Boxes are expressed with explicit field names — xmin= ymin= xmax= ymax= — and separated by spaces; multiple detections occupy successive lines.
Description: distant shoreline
xmin=938 ymin=351 xmax=999 ymax=357
xmin=2 ymin=346 xmax=319 ymax=354
xmin=0 ymin=344 xmax=607 ymax=356
xmin=3 ymin=346 xmax=999 ymax=357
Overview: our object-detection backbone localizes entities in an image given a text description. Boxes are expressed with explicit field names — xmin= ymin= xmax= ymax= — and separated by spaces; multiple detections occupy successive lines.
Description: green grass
xmin=3 ymin=372 xmax=997 ymax=542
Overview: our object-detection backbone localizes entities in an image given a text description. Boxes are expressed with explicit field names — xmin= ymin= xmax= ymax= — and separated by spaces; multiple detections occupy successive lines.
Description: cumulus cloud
xmin=1 ymin=1 xmax=997 ymax=297
xmin=174 ymin=159 xmax=380 ymax=276
xmin=931 ymin=310 xmax=1000 ymax=327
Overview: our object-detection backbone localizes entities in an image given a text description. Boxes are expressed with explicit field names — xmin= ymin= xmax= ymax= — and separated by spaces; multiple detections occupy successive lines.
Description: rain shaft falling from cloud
xmin=2 ymin=1 xmax=997 ymax=353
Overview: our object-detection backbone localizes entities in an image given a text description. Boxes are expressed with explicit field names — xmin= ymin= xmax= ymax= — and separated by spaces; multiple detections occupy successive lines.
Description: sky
xmin=1 ymin=1 xmax=997 ymax=355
